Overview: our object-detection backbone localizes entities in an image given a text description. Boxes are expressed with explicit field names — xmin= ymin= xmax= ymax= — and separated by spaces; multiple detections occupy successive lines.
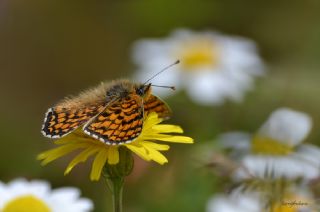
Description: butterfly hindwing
xmin=42 ymin=105 xmax=105 ymax=138
xmin=83 ymin=95 xmax=144 ymax=144
xmin=144 ymin=94 xmax=171 ymax=119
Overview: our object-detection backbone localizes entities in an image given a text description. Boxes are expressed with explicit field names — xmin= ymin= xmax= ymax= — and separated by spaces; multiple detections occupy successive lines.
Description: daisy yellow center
xmin=251 ymin=135 xmax=293 ymax=155
xmin=3 ymin=195 xmax=51 ymax=212
xmin=179 ymin=40 xmax=219 ymax=70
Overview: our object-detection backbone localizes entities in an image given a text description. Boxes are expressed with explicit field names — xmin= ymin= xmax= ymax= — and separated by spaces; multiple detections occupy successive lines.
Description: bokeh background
xmin=1 ymin=0 xmax=320 ymax=211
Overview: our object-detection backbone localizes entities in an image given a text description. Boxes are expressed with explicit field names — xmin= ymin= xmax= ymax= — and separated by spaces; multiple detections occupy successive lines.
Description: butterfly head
xmin=136 ymin=83 xmax=152 ymax=98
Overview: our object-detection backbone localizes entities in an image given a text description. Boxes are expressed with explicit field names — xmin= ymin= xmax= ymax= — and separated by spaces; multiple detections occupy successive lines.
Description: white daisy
xmin=219 ymin=108 xmax=320 ymax=180
xmin=132 ymin=29 xmax=264 ymax=105
xmin=0 ymin=178 xmax=93 ymax=212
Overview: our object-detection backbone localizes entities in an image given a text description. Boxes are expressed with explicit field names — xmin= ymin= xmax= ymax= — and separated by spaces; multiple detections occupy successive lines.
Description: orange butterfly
xmin=41 ymin=79 xmax=172 ymax=145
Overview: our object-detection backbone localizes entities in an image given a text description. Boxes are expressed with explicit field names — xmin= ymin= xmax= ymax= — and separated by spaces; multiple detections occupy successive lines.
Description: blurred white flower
xmin=206 ymin=192 xmax=262 ymax=212
xmin=207 ymin=185 xmax=316 ymax=212
xmin=219 ymin=108 xmax=320 ymax=180
xmin=0 ymin=178 xmax=93 ymax=212
xmin=132 ymin=29 xmax=264 ymax=105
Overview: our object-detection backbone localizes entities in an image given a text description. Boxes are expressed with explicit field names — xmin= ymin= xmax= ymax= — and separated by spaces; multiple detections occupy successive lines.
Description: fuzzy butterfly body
xmin=41 ymin=80 xmax=171 ymax=145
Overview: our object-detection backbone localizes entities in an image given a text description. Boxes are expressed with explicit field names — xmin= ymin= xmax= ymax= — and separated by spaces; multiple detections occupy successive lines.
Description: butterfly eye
xmin=136 ymin=87 xmax=144 ymax=96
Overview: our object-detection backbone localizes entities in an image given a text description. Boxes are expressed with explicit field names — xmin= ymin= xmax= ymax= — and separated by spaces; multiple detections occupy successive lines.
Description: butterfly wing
xmin=83 ymin=95 xmax=144 ymax=145
xmin=42 ymin=104 xmax=105 ymax=138
xmin=144 ymin=94 xmax=171 ymax=119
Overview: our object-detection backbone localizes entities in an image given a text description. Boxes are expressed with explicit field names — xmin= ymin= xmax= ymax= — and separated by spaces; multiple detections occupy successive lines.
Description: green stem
xmin=106 ymin=177 xmax=124 ymax=212
xmin=103 ymin=147 xmax=134 ymax=212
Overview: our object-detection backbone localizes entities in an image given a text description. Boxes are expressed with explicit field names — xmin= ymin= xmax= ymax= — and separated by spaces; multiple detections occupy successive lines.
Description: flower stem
xmin=106 ymin=177 xmax=124 ymax=212
xmin=103 ymin=147 xmax=134 ymax=212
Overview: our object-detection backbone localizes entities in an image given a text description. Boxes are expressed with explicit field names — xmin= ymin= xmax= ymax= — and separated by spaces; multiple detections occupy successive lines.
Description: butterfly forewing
xmin=83 ymin=95 xmax=144 ymax=145
xmin=42 ymin=105 xmax=105 ymax=138
xmin=144 ymin=94 xmax=171 ymax=119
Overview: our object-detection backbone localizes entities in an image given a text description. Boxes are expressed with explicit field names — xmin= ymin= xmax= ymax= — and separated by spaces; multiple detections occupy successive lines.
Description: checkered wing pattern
xmin=144 ymin=94 xmax=171 ymax=119
xmin=42 ymin=105 xmax=105 ymax=138
xmin=83 ymin=95 xmax=144 ymax=145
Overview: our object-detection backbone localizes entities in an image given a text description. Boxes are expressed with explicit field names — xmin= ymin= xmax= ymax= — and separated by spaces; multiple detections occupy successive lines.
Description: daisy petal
xmin=258 ymin=108 xmax=312 ymax=146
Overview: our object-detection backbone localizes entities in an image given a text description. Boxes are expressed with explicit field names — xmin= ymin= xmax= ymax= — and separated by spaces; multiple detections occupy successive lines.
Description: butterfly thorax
xmin=105 ymin=80 xmax=151 ymax=102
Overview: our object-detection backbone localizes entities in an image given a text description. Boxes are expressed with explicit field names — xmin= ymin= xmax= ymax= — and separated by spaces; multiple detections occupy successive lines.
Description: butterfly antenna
xmin=143 ymin=60 xmax=180 ymax=85
xmin=151 ymin=85 xmax=176 ymax=90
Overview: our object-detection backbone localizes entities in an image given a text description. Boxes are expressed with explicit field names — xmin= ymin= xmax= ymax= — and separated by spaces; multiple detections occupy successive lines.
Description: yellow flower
xmin=38 ymin=112 xmax=193 ymax=181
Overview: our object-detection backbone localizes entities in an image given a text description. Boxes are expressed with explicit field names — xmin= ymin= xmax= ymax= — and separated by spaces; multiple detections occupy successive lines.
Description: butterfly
xmin=41 ymin=79 xmax=173 ymax=145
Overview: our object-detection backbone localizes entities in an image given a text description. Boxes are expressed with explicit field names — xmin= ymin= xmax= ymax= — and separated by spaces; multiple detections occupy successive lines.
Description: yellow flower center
xmin=178 ymin=40 xmax=219 ymax=70
xmin=251 ymin=135 xmax=294 ymax=155
xmin=3 ymin=195 xmax=51 ymax=212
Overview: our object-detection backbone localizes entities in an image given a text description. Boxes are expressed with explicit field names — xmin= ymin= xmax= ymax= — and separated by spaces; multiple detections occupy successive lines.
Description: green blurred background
xmin=1 ymin=0 xmax=320 ymax=211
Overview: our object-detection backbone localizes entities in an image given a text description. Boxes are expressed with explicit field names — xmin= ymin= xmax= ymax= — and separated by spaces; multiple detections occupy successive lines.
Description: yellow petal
xmin=143 ymin=112 xmax=162 ymax=129
xmin=55 ymin=135 xmax=84 ymax=145
xmin=140 ymin=134 xmax=172 ymax=141
xmin=152 ymin=135 xmax=194 ymax=143
xmin=140 ymin=141 xmax=170 ymax=151
xmin=64 ymin=147 xmax=99 ymax=175
xmin=108 ymin=146 xmax=119 ymax=165
xmin=37 ymin=143 xmax=88 ymax=165
xmin=125 ymin=144 xmax=151 ymax=161
xmin=90 ymin=149 xmax=109 ymax=181
xmin=143 ymin=145 xmax=168 ymax=165
xmin=152 ymin=125 xmax=183 ymax=133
